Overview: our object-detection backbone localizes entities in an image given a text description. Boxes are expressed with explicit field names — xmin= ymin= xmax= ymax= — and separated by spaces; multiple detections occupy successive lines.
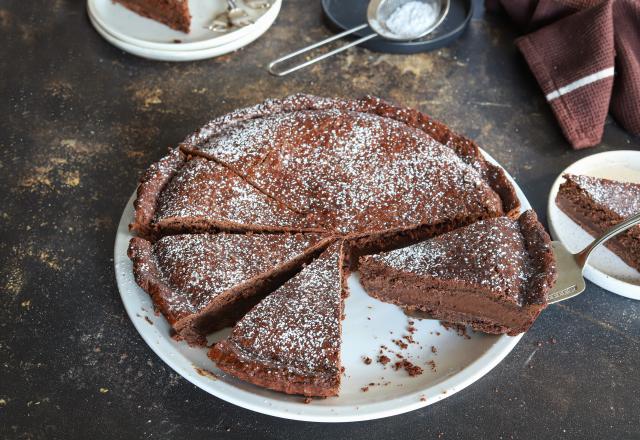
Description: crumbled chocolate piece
xmin=393 ymin=339 xmax=408 ymax=349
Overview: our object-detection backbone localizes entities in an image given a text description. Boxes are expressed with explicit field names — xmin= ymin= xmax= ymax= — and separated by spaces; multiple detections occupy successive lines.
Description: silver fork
xmin=548 ymin=212 xmax=640 ymax=304
xmin=207 ymin=0 xmax=253 ymax=32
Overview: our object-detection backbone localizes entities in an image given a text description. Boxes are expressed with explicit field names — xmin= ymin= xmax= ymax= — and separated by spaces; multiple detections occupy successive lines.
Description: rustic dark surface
xmin=2 ymin=0 xmax=640 ymax=439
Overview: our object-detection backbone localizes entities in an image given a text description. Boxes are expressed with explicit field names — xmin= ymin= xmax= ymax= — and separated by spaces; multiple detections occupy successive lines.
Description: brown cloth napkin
xmin=487 ymin=0 xmax=640 ymax=149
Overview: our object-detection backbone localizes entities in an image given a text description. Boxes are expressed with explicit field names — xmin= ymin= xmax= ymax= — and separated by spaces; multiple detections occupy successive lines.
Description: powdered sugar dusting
xmin=227 ymin=241 xmax=343 ymax=376
xmin=371 ymin=217 xmax=532 ymax=304
xmin=151 ymin=233 xmax=323 ymax=319
xmin=154 ymin=158 xmax=310 ymax=229
xmin=203 ymin=108 xmax=502 ymax=234
xmin=570 ymin=174 xmax=640 ymax=218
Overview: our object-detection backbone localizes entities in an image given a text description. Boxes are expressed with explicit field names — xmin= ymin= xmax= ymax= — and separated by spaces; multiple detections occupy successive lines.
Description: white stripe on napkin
xmin=545 ymin=67 xmax=615 ymax=101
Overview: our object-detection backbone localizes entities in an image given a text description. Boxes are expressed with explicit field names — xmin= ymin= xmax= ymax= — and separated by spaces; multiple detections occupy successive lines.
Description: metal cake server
xmin=268 ymin=0 xmax=450 ymax=76
xmin=548 ymin=212 xmax=640 ymax=304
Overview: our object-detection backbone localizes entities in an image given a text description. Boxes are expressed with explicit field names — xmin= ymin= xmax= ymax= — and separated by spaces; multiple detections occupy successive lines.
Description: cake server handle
xmin=268 ymin=24 xmax=376 ymax=76
xmin=574 ymin=211 xmax=640 ymax=268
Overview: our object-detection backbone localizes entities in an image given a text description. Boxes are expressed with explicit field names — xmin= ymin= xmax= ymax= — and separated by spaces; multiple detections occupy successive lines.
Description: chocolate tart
xmin=556 ymin=174 xmax=640 ymax=271
xmin=128 ymin=232 xmax=332 ymax=345
xmin=209 ymin=241 xmax=347 ymax=397
xmin=113 ymin=0 xmax=191 ymax=33
xmin=359 ymin=211 xmax=556 ymax=335
xmin=126 ymin=95 xmax=535 ymax=397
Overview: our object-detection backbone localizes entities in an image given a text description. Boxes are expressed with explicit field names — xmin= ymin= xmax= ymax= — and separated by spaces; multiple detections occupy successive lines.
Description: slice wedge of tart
xmin=129 ymin=152 xmax=323 ymax=239
xmin=113 ymin=0 xmax=191 ymax=33
xmin=153 ymin=157 xmax=322 ymax=235
xmin=128 ymin=232 xmax=332 ymax=345
xmin=359 ymin=211 xmax=556 ymax=336
xmin=556 ymin=174 xmax=640 ymax=271
xmin=209 ymin=240 xmax=347 ymax=397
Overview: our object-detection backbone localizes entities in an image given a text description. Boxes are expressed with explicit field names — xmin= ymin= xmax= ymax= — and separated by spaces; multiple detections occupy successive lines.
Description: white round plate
xmin=114 ymin=150 xmax=528 ymax=422
xmin=88 ymin=7 xmax=277 ymax=62
xmin=547 ymin=150 xmax=640 ymax=300
xmin=88 ymin=0 xmax=281 ymax=51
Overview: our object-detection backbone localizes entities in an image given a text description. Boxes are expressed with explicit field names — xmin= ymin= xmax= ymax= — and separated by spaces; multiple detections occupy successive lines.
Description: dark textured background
xmin=2 ymin=1 xmax=639 ymax=439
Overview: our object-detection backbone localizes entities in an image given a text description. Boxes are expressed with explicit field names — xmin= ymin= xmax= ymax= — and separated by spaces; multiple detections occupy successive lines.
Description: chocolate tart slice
xmin=153 ymin=157 xmax=322 ymax=235
xmin=209 ymin=241 xmax=347 ymax=397
xmin=113 ymin=0 xmax=191 ymax=33
xmin=129 ymin=152 xmax=322 ymax=239
xmin=556 ymin=174 xmax=640 ymax=271
xmin=359 ymin=211 xmax=556 ymax=335
xmin=128 ymin=233 xmax=332 ymax=345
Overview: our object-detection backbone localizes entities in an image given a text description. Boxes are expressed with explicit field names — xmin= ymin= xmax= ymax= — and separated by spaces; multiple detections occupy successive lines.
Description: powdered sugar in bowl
xmin=268 ymin=0 xmax=450 ymax=76
xmin=368 ymin=0 xmax=450 ymax=41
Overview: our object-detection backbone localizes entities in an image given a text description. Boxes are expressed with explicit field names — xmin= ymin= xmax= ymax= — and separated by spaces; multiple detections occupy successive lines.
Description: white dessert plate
xmin=114 ymin=150 xmax=529 ymax=422
xmin=88 ymin=0 xmax=281 ymax=51
xmin=547 ymin=150 xmax=640 ymax=300
xmin=88 ymin=7 xmax=278 ymax=62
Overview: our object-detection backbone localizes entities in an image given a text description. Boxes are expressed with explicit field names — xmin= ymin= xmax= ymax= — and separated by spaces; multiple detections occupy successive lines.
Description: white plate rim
xmin=88 ymin=8 xmax=278 ymax=62
xmin=114 ymin=148 xmax=529 ymax=422
xmin=88 ymin=0 xmax=282 ymax=52
xmin=547 ymin=150 xmax=640 ymax=300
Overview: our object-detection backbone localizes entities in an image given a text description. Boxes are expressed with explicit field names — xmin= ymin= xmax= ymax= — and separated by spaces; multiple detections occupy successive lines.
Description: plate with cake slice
xmin=548 ymin=150 xmax=640 ymax=300
xmin=115 ymin=95 xmax=558 ymax=421
xmin=88 ymin=0 xmax=281 ymax=60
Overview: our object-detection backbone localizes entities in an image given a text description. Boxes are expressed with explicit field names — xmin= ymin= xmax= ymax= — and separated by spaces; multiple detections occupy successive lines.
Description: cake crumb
xmin=431 ymin=346 xmax=437 ymax=353
xmin=426 ymin=360 xmax=437 ymax=371
xmin=393 ymin=339 xmax=408 ymax=349
xmin=361 ymin=386 xmax=369 ymax=392
xmin=441 ymin=322 xmax=470 ymax=339
xmin=402 ymin=334 xmax=416 ymax=344
xmin=144 ymin=316 xmax=153 ymax=325
xmin=194 ymin=367 xmax=218 ymax=380
xmin=394 ymin=360 xmax=423 ymax=376
xmin=420 ymin=395 xmax=427 ymax=402
xmin=303 ymin=397 xmax=313 ymax=404
xmin=378 ymin=355 xmax=391 ymax=365
xmin=363 ymin=356 xmax=372 ymax=365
